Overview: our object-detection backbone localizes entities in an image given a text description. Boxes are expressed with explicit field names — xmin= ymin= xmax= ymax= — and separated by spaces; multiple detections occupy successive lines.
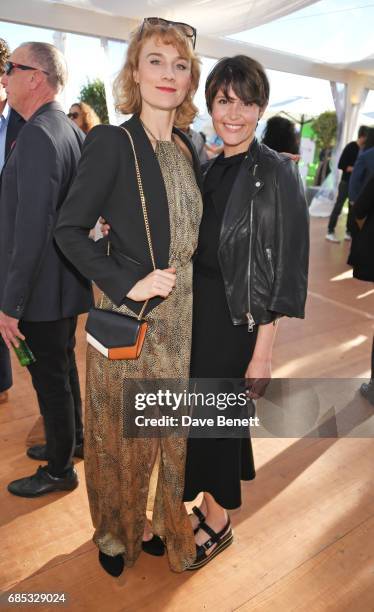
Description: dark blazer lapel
xmin=0 ymin=141 xmax=16 ymax=182
xmin=219 ymin=139 xmax=264 ymax=247
xmin=123 ymin=114 xmax=170 ymax=269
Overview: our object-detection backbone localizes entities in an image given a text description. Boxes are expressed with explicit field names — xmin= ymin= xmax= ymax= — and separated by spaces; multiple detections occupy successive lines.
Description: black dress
xmin=183 ymin=152 xmax=258 ymax=510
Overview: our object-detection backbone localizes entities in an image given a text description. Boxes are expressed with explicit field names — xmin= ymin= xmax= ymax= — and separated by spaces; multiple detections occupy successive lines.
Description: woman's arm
xmin=55 ymin=125 xmax=136 ymax=305
xmin=55 ymin=126 xmax=175 ymax=305
xmin=268 ymin=158 xmax=309 ymax=319
xmin=245 ymin=321 xmax=278 ymax=398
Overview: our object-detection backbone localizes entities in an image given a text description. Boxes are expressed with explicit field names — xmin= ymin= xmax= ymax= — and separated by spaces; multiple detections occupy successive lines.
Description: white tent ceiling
xmin=1 ymin=0 xmax=374 ymax=88
xmin=11 ymin=0 xmax=319 ymax=37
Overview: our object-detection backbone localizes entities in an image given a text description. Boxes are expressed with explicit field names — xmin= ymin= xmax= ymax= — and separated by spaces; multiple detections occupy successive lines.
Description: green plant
xmin=79 ymin=79 xmax=109 ymax=124
xmin=311 ymin=111 xmax=337 ymax=150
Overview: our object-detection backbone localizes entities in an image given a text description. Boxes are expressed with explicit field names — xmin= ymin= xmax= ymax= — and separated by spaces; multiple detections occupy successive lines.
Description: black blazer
xmin=55 ymin=114 xmax=202 ymax=316
xmin=349 ymin=172 xmax=374 ymax=282
xmin=4 ymin=108 xmax=25 ymax=158
xmin=0 ymin=101 xmax=93 ymax=321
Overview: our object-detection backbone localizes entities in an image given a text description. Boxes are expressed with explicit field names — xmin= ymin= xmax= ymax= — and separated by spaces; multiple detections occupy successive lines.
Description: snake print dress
xmin=84 ymin=140 xmax=202 ymax=572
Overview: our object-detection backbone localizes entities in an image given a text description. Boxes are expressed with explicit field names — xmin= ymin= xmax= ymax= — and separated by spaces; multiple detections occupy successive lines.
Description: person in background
xmin=0 ymin=42 xmax=93 ymax=497
xmin=0 ymin=38 xmax=25 ymax=405
xmin=348 ymin=127 xmax=374 ymax=205
xmin=205 ymin=131 xmax=224 ymax=158
xmin=314 ymin=146 xmax=333 ymax=186
xmin=347 ymin=173 xmax=374 ymax=405
xmin=185 ymin=125 xmax=208 ymax=162
xmin=68 ymin=101 xmax=101 ymax=134
xmin=326 ymin=125 xmax=369 ymax=243
xmin=261 ymin=114 xmax=300 ymax=160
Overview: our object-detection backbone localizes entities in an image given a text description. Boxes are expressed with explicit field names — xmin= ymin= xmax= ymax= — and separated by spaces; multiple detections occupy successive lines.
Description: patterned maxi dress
xmin=84 ymin=140 xmax=202 ymax=572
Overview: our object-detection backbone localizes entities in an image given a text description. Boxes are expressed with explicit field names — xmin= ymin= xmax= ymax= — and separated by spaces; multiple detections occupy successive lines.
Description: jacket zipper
xmin=266 ymin=247 xmax=274 ymax=282
xmin=247 ymin=163 xmax=258 ymax=332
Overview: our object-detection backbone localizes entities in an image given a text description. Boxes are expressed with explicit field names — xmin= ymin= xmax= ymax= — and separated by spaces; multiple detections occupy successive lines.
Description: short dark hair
xmin=262 ymin=115 xmax=299 ymax=155
xmin=0 ymin=38 xmax=10 ymax=75
xmin=363 ymin=126 xmax=374 ymax=150
xmin=358 ymin=125 xmax=369 ymax=139
xmin=205 ymin=55 xmax=270 ymax=113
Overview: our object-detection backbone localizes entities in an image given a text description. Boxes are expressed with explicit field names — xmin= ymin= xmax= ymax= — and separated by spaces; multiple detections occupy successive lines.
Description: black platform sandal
xmin=187 ymin=518 xmax=233 ymax=570
xmin=98 ymin=550 xmax=125 ymax=577
xmin=142 ymin=534 xmax=165 ymax=556
xmin=189 ymin=505 xmax=206 ymax=534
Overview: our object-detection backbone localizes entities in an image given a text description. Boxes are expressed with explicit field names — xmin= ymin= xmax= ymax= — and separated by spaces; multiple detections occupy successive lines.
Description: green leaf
xmin=79 ymin=78 xmax=109 ymax=124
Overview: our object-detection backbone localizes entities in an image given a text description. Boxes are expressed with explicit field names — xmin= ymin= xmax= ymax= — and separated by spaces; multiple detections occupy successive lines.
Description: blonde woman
xmin=68 ymin=101 xmax=101 ymax=133
xmin=56 ymin=18 xmax=202 ymax=576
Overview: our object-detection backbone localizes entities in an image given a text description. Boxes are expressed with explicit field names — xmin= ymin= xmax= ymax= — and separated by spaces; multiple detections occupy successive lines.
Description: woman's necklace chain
xmin=140 ymin=118 xmax=172 ymax=143
xmin=140 ymin=118 xmax=158 ymax=142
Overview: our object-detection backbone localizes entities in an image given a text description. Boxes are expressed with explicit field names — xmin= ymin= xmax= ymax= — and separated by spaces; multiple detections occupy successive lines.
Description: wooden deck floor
xmin=1 ymin=216 xmax=373 ymax=611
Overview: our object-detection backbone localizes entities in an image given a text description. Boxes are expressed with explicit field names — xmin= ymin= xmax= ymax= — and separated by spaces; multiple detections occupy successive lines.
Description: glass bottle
xmin=12 ymin=339 xmax=36 ymax=367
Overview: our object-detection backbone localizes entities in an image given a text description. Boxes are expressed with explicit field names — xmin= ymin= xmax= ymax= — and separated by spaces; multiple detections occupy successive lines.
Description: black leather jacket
xmin=202 ymin=139 xmax=309 ymax=329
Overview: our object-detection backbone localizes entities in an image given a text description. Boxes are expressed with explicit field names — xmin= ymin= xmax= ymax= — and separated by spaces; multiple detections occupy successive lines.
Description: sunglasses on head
xmin=67 ymin=112 xmax=79 ymax=120
xmin=141 ymin=17 xmax=196 ymax=49
xmin=4 ymin=61 xmax=49 ymax=76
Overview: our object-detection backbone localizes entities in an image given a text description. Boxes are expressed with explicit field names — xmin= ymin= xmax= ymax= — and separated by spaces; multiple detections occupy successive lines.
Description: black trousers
xmin=0 ymin=335 xmax=12 ymax=393
xmin=19 ymin=317 xmax=83 ymax=477
xmin=328 ymin=179 xmax=352 ymax=234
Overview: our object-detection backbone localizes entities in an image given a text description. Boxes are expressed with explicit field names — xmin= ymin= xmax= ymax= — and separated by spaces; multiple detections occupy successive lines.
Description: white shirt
xmin=0 ymin=102 xmax=11 ymax=172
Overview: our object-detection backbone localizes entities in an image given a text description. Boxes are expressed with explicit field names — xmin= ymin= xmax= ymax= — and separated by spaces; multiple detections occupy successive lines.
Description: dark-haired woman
xmin=262 ymin=114 xmax=300 ymax=159
xmin=183 ymin=55 xmax=309 ymax=570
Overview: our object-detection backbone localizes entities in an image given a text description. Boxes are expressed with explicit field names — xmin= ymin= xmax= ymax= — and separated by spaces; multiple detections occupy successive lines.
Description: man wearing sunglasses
xmin=0 ymin=42 xmax=93 ymax=497
xmin=0 ymin=38 xmax=25 ymax=406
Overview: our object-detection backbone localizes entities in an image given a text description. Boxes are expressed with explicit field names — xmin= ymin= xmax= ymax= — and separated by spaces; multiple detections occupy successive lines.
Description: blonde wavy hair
xmin=113 ymin=22 xmax=200 ymax=129
xmin=71 ymin=101 xmax=101 ymax=134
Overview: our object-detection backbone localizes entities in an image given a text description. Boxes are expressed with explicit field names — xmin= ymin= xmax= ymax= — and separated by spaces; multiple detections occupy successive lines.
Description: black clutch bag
xmin=86 ymin=126 xmax=155 ymax=360
xmin=85 ymin=307 xmax=148 ymax=360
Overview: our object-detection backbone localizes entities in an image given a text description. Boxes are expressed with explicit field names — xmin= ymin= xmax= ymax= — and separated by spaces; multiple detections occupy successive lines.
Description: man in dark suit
xmin=0 ymin=38 xmax=25 ymax=404
xmin=0 ymin=41 xmax=93 ymax=496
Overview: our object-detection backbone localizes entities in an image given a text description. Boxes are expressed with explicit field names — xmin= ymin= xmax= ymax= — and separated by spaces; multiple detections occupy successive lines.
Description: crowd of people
xmin=0 ymin=15 xmax=371 ymax=581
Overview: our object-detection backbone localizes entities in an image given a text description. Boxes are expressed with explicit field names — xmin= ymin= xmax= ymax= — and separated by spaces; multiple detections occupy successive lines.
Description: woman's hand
xmin=99 ymin=217 xmax=110 ymax=236
xmin=245 ymin=357 xmax=271 ymax=399
xmin=281 ymin=152 xmax=300 ymax=162
xmin=127 ymin=268 xmax=176 ymax=301
xmin=99 ymin=217 xmax=175 ymax=301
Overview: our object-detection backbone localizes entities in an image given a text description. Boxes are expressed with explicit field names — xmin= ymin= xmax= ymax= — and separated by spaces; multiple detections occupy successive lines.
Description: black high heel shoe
xmin=98 ymin=550 xmax=125 ymax=577
xmin=142 ymin=534 xmax=165 ymax=556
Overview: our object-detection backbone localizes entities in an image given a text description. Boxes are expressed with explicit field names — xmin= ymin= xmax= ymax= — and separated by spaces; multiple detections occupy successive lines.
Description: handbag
xmin=85 ymin=126 xmax=156 ymax=360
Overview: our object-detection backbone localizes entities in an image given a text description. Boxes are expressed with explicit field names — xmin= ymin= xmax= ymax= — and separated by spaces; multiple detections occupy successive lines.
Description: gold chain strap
xmin=100 ymin=127 xmax=157 ymax=320
xmin=120 ymin=126 xmax=156 ymax=271
xmin=121 ymin=126 xmax=157 ymax=320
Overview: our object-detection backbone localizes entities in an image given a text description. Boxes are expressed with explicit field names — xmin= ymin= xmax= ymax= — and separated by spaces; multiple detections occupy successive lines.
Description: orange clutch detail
xmin=108 ymin=321 xmax=148 ymax=360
